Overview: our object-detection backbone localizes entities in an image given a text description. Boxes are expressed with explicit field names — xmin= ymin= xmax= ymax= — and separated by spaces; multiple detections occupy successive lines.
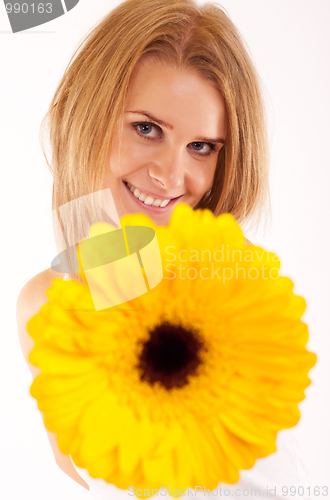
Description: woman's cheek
xmin=193 ymin=163 xmax=214 ymax=191
xmin=124 ymin=142 xmax=158 ymax=172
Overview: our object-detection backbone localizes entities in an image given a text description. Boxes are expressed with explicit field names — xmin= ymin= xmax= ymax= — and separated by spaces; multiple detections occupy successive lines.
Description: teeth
xmin=126 ymin=182 xmax=171 ymax=208
xmin=144 ymin=196 xmax=154 ymax=206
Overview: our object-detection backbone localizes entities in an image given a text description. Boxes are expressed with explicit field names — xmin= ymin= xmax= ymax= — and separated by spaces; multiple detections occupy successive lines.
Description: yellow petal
xmin=220 ymin=407 xmax=276 ymax=445
xmin=142 ymin=452 xmax=176 ymax=485
xmin=118 ymin=409 xmax=141 ymax=476
xmin=78 ymin=405 xmax=126 ymax=462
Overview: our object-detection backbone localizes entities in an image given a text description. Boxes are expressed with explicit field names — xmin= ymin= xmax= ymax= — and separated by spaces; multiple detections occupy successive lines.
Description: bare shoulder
xmin=17 ymin=267 xmax=64 ymax=314
xmin=245 ymin=238 xmax=253 ymax=245
xmin=16 ymin=268 xmax=89 ymax=489
xmin=16 ymin=268 xmax=65 ymax=376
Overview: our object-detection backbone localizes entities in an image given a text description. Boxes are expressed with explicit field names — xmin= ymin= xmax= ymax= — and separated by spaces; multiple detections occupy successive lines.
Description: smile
xmin=126 ymin=181 xmax=171 ymax=207
xmin=123 ymin=181 xmax=184 ymax=212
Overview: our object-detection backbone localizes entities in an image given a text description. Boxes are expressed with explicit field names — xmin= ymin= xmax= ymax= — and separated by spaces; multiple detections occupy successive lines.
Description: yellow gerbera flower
xmin=28 ymin=203 xmax=316 ymax=497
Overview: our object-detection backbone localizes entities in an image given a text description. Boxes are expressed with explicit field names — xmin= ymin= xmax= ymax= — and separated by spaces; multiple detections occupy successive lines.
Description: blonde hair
xmin=41 ymin=0 xmax=270 ymax=260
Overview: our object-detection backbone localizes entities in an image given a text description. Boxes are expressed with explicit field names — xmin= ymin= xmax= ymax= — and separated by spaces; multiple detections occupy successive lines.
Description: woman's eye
xmin=132 ymin=122 xmax=217 ymax=157
xmin=190 ymin=142 xmax=216 ymax=157
xmin=133 ymin=122 xmax=160 ymax=139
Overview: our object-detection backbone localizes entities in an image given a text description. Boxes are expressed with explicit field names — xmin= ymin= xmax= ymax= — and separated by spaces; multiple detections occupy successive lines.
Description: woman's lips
xmin=123 ymin=181 xmax=184 ymax=213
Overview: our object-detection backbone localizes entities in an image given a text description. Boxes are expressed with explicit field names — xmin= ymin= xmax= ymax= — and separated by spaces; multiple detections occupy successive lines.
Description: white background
xmin=1 ymin=0 xmax=329 ymax=498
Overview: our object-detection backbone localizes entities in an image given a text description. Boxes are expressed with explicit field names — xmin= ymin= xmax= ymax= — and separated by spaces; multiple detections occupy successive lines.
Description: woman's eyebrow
xmin=195 ymin=136 xmax=225 ymax=145
xmin=126 ymin=110 xmax=173 ymax=129
xmin=126 ymin=110 xmax=225 ymax=144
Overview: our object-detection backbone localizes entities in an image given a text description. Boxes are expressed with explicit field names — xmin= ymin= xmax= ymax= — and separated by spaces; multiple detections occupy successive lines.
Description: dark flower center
xmin=137 ymin=321 xmax=204 ymax=390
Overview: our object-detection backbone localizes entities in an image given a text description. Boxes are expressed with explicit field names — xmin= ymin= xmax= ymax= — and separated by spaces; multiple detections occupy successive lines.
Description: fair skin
xmin=104 ymin=57 xmax=227 ymax=226
xmin=16 ymin=59 xmax=251 ymax=491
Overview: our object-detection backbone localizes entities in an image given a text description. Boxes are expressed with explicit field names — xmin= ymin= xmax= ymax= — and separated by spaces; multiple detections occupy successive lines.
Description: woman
xmin=16 ymin=0 xmax=309 ymax=498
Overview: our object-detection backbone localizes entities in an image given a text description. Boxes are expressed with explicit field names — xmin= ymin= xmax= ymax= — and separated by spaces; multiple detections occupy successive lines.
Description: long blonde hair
xmin=41 ymin=0 xmax=270 ymax=261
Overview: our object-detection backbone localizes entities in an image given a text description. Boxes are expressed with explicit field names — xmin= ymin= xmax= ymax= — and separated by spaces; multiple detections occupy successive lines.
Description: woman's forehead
xmin=125 ymin=58 xmax=227 ymax=134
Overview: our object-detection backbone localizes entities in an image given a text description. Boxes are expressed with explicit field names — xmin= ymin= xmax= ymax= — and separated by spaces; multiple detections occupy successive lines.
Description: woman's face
xmin=105 ymin=57 xmax=227 ymax=226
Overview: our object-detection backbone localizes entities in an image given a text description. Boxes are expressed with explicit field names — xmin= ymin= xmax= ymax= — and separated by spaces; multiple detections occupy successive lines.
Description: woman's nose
xmin=148 ymin=148 xmax=186 ymax=191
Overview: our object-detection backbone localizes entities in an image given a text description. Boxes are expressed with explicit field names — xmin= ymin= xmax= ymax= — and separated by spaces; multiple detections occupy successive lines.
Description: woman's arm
xmin=16 ymin=269 xmax=90 ymax=491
